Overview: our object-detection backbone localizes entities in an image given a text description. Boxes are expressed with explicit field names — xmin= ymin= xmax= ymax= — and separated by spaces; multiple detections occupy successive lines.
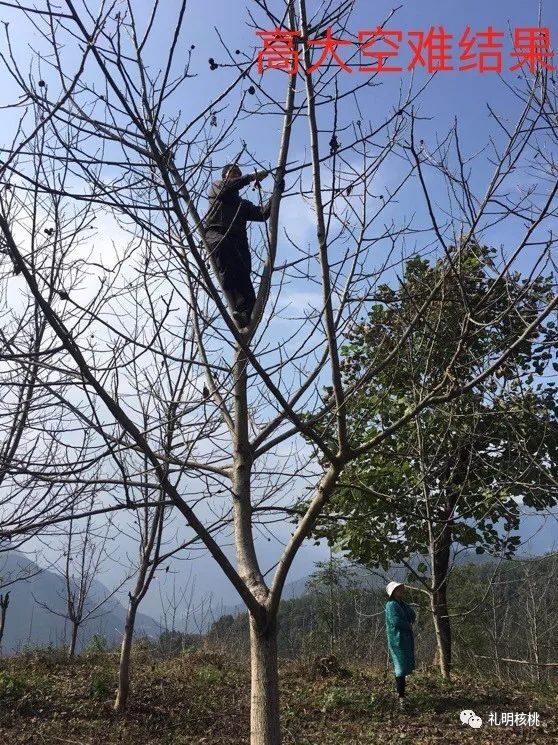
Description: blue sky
xmin=2 ymin=0 xmax=557 ymax=257
xmin=3 ymin=0 xmax=557 ymax=155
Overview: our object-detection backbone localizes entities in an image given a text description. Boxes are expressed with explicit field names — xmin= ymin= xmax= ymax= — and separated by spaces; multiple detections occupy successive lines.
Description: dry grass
xmin=0 ymin=649 xmax=555 ymax=744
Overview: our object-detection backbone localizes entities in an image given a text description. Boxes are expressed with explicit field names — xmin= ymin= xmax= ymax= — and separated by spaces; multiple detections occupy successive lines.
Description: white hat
xmin=386 ymin=581 xmax=404 ymax=597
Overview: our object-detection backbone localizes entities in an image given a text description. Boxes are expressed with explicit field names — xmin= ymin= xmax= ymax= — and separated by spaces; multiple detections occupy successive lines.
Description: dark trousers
xmin=395 ymin=675 xmax=406 ymax=697
xmin=207 ymin=233 xmax=255 ymax=325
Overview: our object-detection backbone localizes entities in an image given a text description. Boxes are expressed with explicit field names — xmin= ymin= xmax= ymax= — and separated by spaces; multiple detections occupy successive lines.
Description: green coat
xmin=385 ymin=599 xmax=416 ymax=677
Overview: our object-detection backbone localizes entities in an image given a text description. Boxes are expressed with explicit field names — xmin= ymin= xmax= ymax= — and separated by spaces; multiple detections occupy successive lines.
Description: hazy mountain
xmin=0 ymin=551 xmax=160 ymax=654
xmin=200 ymin=550 xmax=496 ymax=630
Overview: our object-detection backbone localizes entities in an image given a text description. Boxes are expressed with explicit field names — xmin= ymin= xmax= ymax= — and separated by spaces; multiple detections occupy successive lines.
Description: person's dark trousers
xmin=207 ymin=233 xmax=255 ymax=327
xmin=395 ymin=675 xmax=406 ymax=698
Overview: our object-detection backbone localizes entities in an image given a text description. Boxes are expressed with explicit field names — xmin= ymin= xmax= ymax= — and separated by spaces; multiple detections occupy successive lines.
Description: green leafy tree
xmin=305 ymin=555 xmax=359 ymax=655
xmin=313 ymin=243 xmax=558 ymax=678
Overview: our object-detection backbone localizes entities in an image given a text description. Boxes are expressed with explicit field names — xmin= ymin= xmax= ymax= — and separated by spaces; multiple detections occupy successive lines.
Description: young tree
xmin=311 ymin=244 xmax=558 ymax=678
xmin=454 ymin=555 xmax=558 ymax=682
xmin=305 ymin=554 xmax=358 ymax=655
xmin=113 ymin=323 xmax=208 ymax=710
xmin=36 ymin=506 xmax=122 ymax=656
xmin=0 ymin=2 xmax=556 ymax=743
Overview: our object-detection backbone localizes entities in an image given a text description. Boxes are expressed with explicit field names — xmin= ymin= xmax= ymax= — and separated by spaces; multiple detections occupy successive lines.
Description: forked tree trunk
xmin=250 ymin=614 xmax=281 ymax=745
xmin=114 ymin=598 xmax=138 ymax=711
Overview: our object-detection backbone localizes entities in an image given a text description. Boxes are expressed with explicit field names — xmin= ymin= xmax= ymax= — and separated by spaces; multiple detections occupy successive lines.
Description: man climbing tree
xmin=204 ymin=164 xmax=282 ymax=328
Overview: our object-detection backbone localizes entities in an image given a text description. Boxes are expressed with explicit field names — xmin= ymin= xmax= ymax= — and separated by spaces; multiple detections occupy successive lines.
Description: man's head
xmin=222 ymin=163 xmax=242 ymax=181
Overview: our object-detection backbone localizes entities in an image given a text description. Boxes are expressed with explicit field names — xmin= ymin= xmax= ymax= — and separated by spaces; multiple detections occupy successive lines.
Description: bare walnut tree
xmin=0 ymin=2 xmax=556 ymax=743
xmin=34 ymin=503 xmax=123 ymax=656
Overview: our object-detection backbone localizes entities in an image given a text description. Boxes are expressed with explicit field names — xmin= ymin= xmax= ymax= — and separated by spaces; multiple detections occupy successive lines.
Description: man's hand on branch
xmin=253 ymin=169 xmax=269 ymax=183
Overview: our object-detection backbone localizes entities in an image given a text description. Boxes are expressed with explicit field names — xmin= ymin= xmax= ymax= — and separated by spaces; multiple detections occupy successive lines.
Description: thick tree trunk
xmin=68 ymin=621 xmax=78 ymax=657
xmin=232 ymin=342 xmax=280 ymax=742
xmin=114 ymin=598 xmax=138 ymax=711
xmin=431 ymin=587 xmax=451 ymax=679
xmin=250 ymin=614 xmax=281 ymax=745
xmin=430 ymin=507 xmax=453 ymax=679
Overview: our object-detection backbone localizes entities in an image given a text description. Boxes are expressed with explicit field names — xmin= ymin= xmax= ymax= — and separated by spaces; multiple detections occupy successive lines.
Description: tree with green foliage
xmin=305 ymin=554 xmax=359 ymax=655
xmin=312 ymin=243 xmax=558 ymax=679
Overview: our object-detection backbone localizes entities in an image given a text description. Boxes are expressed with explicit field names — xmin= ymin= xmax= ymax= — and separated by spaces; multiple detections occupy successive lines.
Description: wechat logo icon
xmin=460 ymin=710 xmax=483 ymax=729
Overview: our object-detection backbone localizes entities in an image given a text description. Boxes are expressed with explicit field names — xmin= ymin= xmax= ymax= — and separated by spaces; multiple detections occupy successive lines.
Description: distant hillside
xmin=199 ymin=549 xmax=494 ymax=630
xmin=0 ymin=551 xmax=160 ymax=654
xmin=204 ymin=553 xmax=558 ymax=672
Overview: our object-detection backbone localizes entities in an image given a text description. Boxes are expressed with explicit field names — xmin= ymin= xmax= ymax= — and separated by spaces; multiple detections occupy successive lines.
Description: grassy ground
xmin=0 ymin=649 xmax=556 ymax=744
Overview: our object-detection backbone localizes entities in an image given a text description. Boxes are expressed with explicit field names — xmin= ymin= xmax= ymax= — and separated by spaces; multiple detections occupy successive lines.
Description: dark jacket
xmin=204 ymin=174 xmax=272 ymax=245
xmin=385 ymin=599 xmax=416 ymax=677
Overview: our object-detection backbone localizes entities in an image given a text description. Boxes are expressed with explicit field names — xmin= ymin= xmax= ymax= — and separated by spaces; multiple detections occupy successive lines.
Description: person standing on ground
xmin=203 ymin=163 xmax=284 ymax=328
xmin=385 ymin=581 xmax=416 ymax=707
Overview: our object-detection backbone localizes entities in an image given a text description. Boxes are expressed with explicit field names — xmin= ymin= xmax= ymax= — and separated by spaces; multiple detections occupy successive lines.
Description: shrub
xmin=85 ymin=635 xmax=109 ymax=654
xmin=0 ymin=670 xmax=26 ymax=699
xmin=194 ymin=663 xmax=224 ymax=686
xmin=88 ymin=669 xmax=111 ymax=699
